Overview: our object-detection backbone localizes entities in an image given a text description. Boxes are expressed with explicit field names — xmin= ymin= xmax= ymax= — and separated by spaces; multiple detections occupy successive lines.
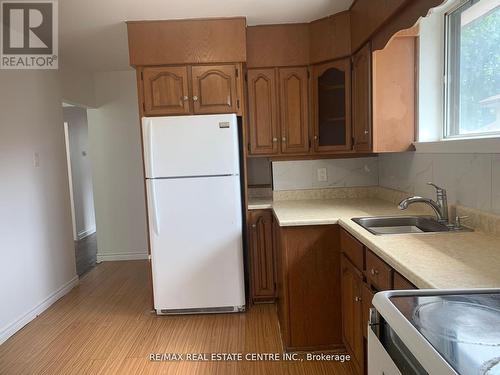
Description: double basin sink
xmin=352 ymin=216 xmax=472 ymax=235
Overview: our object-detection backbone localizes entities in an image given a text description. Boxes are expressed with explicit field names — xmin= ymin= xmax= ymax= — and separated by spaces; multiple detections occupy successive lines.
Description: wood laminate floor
xmin=0 ymin=261 xmax=356 ymax=375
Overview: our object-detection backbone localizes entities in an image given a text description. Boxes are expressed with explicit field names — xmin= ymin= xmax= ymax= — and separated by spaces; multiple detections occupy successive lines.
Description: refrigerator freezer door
xmin=147 ymin=176 xmax=245 ymax=311
xmin=143 ymin=114 xmax=240 ymax=178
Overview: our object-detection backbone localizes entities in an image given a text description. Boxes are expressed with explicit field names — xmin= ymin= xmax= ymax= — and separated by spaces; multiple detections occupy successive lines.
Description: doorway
xmin=63 ymin=103 xmax=98 ymax=276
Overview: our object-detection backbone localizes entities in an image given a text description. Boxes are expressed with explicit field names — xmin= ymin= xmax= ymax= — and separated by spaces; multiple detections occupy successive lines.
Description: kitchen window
xmin=444 ymin=0 xmax=500 ymax=139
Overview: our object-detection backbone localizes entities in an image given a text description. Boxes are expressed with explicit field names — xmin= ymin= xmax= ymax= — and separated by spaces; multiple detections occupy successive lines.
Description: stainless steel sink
xmin=352 ymin=216 xmax=453 ymax=235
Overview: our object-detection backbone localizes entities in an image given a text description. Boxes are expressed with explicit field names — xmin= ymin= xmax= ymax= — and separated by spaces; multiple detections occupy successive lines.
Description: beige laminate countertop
xmin=247 ymin=196 xmax=273 ymax=210
xmin=272 ymin=198 xmax=500 ymax=290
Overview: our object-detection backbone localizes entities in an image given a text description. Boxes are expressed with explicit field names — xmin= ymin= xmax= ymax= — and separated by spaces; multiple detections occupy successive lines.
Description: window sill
xmin=414 ymin=136 xmax=500 ymax=153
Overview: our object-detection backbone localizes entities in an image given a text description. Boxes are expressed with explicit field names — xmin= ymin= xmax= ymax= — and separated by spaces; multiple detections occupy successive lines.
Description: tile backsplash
xmin=379 ymin=152 xmax=500 ymax=215
xmin=272 ymin=157 xmax=378 ymax=191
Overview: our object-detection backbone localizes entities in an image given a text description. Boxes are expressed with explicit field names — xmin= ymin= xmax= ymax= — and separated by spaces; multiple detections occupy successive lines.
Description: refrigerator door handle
xmin=142 ymin=117 xmax=154 ymax=177
xmin=149 ymin=181 xmax=160 ymax=236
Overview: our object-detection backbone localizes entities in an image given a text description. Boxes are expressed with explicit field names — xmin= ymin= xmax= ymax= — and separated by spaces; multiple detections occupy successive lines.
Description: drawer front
xmin=340 ymin=229 xmax=364 ymax=271
xmin=366 ymin=251 xmax=392 ymax=291
xmin=393 ymin=272 xmax=417 ymax=290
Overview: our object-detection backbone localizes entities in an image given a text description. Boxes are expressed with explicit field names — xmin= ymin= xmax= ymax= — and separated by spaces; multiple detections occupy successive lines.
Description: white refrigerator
xmin=142 ymin=114 xmax=246 ymax=314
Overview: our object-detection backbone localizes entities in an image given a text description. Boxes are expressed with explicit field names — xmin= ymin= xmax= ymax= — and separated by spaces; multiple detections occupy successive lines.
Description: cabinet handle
xmin=272 ymin=137 xmax=278 ymax=142
xmin=354 ymin=296 xmax=362 ymax=302
xmin=282 ymin=137 xmax=286 ymax=142
xmin=193 ymin=96 xmax=199 ymax=102
xmin=371 ymin=268 xmax=379 ymax=276
xmin=182 ymin=95 xmax=188 ymax=101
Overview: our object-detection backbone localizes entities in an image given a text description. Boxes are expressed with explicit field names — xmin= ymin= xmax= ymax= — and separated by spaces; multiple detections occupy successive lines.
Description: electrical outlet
xmin=317 ymin=168 xmax=327 ymax=182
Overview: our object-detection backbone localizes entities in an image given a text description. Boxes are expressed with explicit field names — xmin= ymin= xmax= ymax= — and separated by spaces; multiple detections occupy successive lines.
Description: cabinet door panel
xmin=312 ymin=59 xmax=352 ymax=152
xmin=278 ymin=67 xmax=310 ymax=154
xmin=248 ymin=210 xmax=275 ymax=302
xmin=352 ymin=43 xmax=372 ymax=151
xmin=341 ymin=254 xmax=364 ymax=372
xmin=191 ymin=65 xmax=238 ymax=114
xmin=247 ymin=69 xmax=279 ymax=155
xmin=142 ymin=66 xmax=190 ymax=116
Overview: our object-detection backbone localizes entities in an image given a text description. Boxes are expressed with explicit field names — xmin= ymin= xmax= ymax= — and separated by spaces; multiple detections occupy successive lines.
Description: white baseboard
xmin=96 ymin=251 xmax=148 ymax=262
xmin=0 ymin=275 xmax=79 ymax=345
xmin=77 ymin=227 xmax=96 ymax=240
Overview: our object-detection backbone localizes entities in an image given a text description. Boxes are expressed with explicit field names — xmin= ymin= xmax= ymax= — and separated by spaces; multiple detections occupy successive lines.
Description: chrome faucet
xmin=398 ymin=182 xmax=449 ymax=224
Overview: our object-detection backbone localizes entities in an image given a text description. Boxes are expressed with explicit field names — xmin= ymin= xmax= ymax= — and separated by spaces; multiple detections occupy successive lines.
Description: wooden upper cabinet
xmin=309 ymin=12 xmax=351 ymax=64
xmin=248 ymin=210 xmax=276 ymax=302
xmin=142 ymin=66 xmax=190 ymax=116
xmin=247 ymin=69 xmax=279 ymax=155
xmin=278 ymin=67 xmax=310 ymax=154
xmin=352 ymin=43 xmax=372 ymax=152
xmin=127 ymin=18 xmax=246 ymax=66
xmin=372 ymin=31 xmax=416 ymax=152
xmin=311 ymin=59 xmax=352 ymax=152
xmin=191 ymin=65 xmax=239 ymax=114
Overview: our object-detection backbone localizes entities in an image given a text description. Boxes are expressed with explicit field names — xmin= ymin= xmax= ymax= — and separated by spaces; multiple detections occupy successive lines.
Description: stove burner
xmin=413 ymin=300 xmax=500 ymax=347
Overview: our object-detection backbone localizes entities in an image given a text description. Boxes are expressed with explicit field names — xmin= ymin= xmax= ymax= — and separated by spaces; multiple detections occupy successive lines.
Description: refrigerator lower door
xmin=146 ymin=175 xmax=245 ymax=313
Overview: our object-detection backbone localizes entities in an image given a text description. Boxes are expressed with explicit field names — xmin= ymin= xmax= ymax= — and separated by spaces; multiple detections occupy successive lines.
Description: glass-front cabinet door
xmin=311 ymin=59 xmax=352 ymax=152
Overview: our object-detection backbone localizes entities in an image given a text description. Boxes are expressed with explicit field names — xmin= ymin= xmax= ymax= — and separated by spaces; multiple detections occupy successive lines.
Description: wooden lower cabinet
xmin=341 ymin=254 xmax=365 ymax=374
xmin=340 ymin=228 xmax=418 ymax=374
xmin=248 ymin=210 xmax=276 ymax=303
xmin=274 ymin=223 xmax=343 ymax=351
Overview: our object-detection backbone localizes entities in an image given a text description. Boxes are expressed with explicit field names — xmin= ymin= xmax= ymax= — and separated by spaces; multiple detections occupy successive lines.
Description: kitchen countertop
xmin=271 ymin=198 xmax=500 ymax=290
xmin=247 ymin=196 xmax=273 ymax=210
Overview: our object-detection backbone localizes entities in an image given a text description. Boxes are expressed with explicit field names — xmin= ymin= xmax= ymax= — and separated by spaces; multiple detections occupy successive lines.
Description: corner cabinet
xmin=248 ymin=210 xmax=276 ymax=303
xmin=352 ymin=43 xmax=372 ymax=152
xmin=247 ymin=67 xmax=310 ymax=156
xmin=139 ymin=64 xmax=243 ymax=117
xmin=311 ymin=58 xmax=352 ymax=152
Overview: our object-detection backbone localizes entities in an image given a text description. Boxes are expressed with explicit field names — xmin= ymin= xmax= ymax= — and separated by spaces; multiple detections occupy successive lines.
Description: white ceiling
xmin=59 ymin=0 xmax=354 ymax=72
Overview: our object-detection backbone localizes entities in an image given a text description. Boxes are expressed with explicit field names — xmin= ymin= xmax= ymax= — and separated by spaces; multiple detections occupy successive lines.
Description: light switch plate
xmin=317 ymin=167 xmax=327 ymax=182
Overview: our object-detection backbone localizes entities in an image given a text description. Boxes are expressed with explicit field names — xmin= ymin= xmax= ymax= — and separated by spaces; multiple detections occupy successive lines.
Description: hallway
xmin=75 ymin=233 xmax=97 ymax=276
xmin=0 ymin=261 xmax=356 ymax=375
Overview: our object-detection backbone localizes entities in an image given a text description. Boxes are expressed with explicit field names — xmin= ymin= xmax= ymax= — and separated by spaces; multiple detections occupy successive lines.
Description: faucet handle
xmin=427 ymin=182 xmax=446 ymax=193
xmin=454 ymin=215 xmax=469 ymax=228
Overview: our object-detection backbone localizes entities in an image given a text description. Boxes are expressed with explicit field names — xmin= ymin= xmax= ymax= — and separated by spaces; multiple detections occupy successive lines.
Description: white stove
xmin=368 ymin=289 xmax=500 ymax=375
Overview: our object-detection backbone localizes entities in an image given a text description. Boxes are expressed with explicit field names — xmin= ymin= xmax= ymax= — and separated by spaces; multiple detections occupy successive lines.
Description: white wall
xmin=60 ymin=67 xmax=96 ymax=108
xmin=87 ymin=70 xmax=148 ymax=262
xmin=272 ymin=157 xmax=379 ymax=191
xmin=0 ymin=71 xmax=78 ymax=344
xmin=63 ymin=107 xmax=96 ymax=239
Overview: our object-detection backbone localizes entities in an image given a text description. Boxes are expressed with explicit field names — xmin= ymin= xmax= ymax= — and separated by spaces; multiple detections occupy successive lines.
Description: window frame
xmin=443 ymin=0 xmax=500 ymax=139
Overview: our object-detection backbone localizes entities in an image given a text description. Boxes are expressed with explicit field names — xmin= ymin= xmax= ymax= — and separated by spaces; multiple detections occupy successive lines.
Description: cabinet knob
xmin=364 ymin=129 xmax=369 ymax=135
xmin=354 ymin=296 xmax=362 ymax=302
xmin=314 ymin=135 xmax=318 ymax=140
xmin=251 ymin=224 xmax=256 ymax=228
xmin=282 ymin=137 xmax=286 ymax=142
xmin=193 ymin=96 xmax=199 ymax=102
xmin=182 ymin=95 xmax=188 ymax=101
xmin=272 ymin=137 xmax=278 ymax=142
xmin=371 ymin=268 xmax=379 ymax=276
